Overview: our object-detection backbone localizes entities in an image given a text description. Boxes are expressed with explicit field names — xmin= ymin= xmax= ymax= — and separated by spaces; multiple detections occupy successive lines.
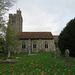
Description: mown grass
xmin=0 ymin=52 xmax=75 ymax=75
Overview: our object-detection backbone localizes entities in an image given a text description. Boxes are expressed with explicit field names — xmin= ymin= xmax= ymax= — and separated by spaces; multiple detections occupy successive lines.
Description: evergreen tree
xmin=58 ymin=18 xmax=75 ymax=57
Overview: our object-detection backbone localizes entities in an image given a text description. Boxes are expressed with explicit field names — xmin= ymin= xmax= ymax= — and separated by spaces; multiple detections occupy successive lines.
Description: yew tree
xmin=58 ymin=18 xmax=75 ymax=57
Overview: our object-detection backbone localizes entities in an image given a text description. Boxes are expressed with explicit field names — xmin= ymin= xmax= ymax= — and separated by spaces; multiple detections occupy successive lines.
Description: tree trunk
xmin=7 ymin=50 xmax=10 ymax=58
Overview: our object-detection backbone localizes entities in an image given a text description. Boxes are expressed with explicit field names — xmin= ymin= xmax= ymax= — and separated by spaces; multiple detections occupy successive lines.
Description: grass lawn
xmin=0 ymin=52 xmax=75 ymax=75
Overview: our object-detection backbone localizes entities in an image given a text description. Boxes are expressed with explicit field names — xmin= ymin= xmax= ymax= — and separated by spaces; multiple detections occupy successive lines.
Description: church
xmin=9 ymin=9 xmax=57 ymax=53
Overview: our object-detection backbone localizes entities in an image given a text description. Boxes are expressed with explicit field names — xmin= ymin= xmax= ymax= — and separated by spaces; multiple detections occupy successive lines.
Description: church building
xmin=9 ymin=9 xmax=56 ymax=53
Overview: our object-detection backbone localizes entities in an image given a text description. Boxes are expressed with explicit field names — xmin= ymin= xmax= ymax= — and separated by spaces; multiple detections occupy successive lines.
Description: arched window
xmin=33 ymin=43 xmax=36 ymax=48
xmin=45 ymin=43 xmax=48 ymax=48
xmin=22 ymin=42 xmax=26 ymax=49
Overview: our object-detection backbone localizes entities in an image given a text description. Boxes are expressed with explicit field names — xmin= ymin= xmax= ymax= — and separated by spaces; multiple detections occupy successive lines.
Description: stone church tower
xmin=9 ymin=9 xmax=22 ymax=32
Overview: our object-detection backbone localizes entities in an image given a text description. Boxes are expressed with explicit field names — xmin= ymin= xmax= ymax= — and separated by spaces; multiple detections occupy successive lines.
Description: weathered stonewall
xmin=65 ymin=49 xmax=70 ymax=65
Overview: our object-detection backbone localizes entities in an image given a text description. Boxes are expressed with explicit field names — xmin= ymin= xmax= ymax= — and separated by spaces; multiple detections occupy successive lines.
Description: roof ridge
xmin=18 ymin=32 xmax=53 ymax=39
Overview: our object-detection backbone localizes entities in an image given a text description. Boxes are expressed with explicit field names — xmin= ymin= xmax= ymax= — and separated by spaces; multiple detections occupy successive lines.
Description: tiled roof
xmin=18 ymin=32 xmax=54 ymax=39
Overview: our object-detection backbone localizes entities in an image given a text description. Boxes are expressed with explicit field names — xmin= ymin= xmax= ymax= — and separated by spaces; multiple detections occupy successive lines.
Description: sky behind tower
xmin=8 ymin=0 xmax=75 ymax=35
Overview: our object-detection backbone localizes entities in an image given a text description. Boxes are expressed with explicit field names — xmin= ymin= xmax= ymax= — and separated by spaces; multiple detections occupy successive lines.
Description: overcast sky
xmin=8 ymin=0 xmax=75 ymax=35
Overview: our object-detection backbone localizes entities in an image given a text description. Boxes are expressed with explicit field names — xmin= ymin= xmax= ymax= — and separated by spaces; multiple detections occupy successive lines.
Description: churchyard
xmin=0 ymin=52 xmax=75 ymax=75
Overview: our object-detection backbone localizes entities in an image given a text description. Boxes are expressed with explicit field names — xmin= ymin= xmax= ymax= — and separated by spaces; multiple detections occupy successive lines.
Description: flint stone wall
xmin=16 ymin=39 xmax=55 ymax=53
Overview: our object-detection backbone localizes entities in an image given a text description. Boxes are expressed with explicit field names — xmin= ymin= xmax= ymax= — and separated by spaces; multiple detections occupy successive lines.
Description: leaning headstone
xmin=65 ymin=49 xmax=70 ymax=65
xmin=57 ymin=51 xmax=61 ymax=60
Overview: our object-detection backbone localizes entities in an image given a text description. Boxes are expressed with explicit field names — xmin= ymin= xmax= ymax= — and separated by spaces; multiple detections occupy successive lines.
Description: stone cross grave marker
xmin=65 ymin=49 xmax=70 ymax=65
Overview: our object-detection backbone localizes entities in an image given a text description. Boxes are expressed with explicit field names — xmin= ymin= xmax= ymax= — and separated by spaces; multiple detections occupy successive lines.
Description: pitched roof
xmin=18 ymin=32 xmax=54 ymax=39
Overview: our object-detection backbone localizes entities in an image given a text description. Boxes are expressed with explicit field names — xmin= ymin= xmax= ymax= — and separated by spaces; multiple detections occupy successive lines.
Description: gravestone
xmin=65 ymin=49 xmax=70 ymax=65
xmin=6 ymin=57 xmax=20 ymax=63
xmin=50 ymin=48 xmax=54 ymax=58
xmin=57 ymin=51 xmax=61 ymax=60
